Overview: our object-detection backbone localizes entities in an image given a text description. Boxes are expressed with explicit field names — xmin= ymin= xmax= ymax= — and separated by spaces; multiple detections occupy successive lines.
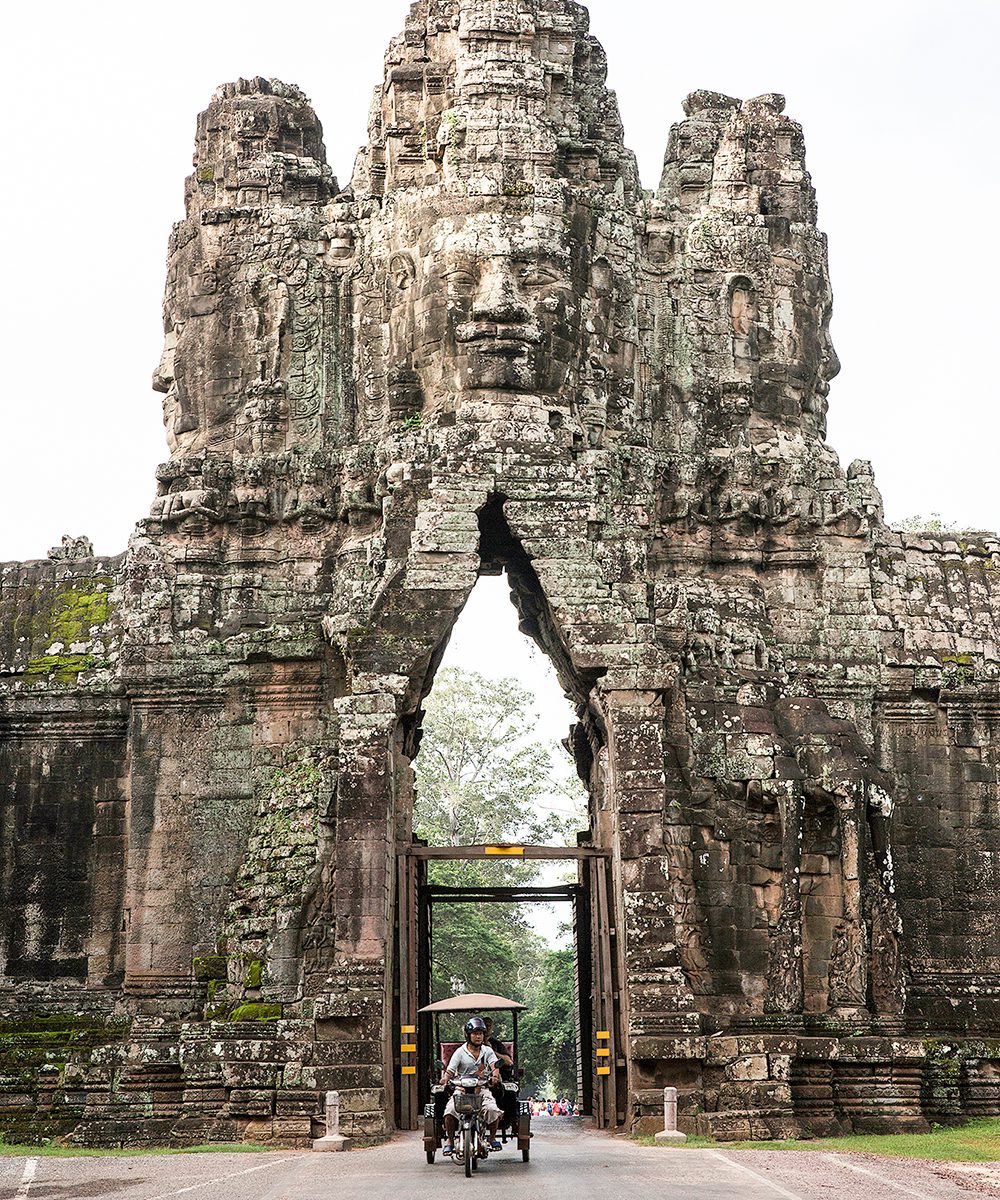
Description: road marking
xmin=823 ymin=1154 xmax=934 ymax=1199
xmin=143 ymin=1156 xmax=294 ymax=1200
xmin=15 ymin=1159 xmax=37 ymax=1197
xmin=708 ymin=1151 xmax=804 ymax=1199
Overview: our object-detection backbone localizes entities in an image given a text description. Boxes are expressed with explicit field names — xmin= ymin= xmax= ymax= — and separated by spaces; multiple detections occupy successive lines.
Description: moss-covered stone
xmin=193 ymin=954 xmax=229 ymax=982
xmin=229 ymin=1003 xmax=283 ymax=1023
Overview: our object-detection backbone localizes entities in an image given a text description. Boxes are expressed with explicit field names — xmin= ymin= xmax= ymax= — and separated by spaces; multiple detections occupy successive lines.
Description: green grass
xmin=0 ymin=1141 xmax=286 ymax=1159
xmin=636 ymin=1119 xmax=1000 ymax=1162
xmin=632 ymin=1133 xmax=717 ymax=1149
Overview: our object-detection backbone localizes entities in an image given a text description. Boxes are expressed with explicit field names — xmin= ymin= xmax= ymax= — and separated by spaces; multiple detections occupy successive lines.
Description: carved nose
xmin=473 ymin=263 xmax=530 ymax=324
xmin=825 ymin=341 xmax=842 ymax=382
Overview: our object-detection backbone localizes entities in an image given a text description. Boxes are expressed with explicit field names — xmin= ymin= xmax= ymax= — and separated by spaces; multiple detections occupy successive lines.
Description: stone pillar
xmin=766 ymin=781 xmax=805 ymax=1015
xmin=312 ymin=1090 xmax=354 ymax=1151
xmin=654 ymin=1087 xmax=687 ymax=1143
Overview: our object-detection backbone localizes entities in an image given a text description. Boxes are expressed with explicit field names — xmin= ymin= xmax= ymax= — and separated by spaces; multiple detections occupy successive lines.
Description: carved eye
xmin=443 ymin=268 xmax=477 ymax=289
xmin=518 ymin=264 xmax=564 ymax=288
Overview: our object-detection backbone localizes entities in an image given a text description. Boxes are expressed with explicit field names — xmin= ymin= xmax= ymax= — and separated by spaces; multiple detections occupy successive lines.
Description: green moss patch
xmin=229 ymin=1003 xmax=282 ymax=1023
xmin=193 ymin=955 xmax=229 ymax=982
xmin=24 ymin=653 xmax=98 ymax=681
xmin=0 ymin=1017 xmax=128 ymax=1042
xmin=22 ymin=577 xmax=117 ymax=683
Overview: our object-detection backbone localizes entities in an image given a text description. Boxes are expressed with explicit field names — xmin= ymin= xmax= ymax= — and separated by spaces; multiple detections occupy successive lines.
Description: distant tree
xmin=518 ymin=948 xmax=578 ymax=1097
xmin=429 ymin=900 xmax=546 ymax=1006
xmin=894 ymin=512 xmax=968 ymax=535
xmin=413 ymin=667 xmax=584 ymax=878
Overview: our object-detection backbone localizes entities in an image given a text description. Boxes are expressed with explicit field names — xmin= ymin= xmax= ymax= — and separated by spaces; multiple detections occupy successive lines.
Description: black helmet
xmin=464 ymin=1017 xmax=487 ymax=1039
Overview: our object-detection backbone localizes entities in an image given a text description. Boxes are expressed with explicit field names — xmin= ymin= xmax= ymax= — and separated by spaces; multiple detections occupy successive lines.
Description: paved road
xmin=1 ymin=1117 xmax=998 ymax=1199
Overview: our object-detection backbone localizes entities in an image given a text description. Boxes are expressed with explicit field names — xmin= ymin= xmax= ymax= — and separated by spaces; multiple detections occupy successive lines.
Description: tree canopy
xmin=518 ymin=948 xmax=579 ymax=1097
xmin=413 ymin=667 xmax=582 ymax=869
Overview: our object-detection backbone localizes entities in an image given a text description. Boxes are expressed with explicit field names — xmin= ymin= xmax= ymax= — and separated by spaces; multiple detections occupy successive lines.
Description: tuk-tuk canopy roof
xmin=418 ymin=992 xmax=527 ymax=1014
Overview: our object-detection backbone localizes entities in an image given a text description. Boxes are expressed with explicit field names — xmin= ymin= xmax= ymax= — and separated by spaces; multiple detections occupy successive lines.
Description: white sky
xmin=2 ymin=0 xmax=996 ymax=564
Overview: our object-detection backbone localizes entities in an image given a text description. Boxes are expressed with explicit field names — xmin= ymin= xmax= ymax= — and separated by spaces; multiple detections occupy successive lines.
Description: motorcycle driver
xmin=439 ymin=1017 xmax=503 ymax=1156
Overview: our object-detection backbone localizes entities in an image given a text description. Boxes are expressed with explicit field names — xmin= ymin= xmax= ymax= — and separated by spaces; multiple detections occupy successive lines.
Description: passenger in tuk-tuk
xmin=439 ymin=1017 xmax=503 ymax=1155
xmin=483 ymin=1016 xmax=519 ymax=1134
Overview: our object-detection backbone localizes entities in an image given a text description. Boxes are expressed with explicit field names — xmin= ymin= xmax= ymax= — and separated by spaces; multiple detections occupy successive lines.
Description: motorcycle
xmin=450 ymin=1074 xmax=491 ymax=1177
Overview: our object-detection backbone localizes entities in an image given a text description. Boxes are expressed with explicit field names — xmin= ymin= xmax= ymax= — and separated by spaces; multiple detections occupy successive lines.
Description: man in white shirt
xmin=440 ymin=1017 xmax=503 ymax=1155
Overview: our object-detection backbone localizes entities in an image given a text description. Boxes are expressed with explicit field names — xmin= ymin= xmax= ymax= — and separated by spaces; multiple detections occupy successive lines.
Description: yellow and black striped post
xmin=401 ymin=1024 xmax=417 ymax=1076
xmin=596 ymin=1029 xmax=612 ymax=1077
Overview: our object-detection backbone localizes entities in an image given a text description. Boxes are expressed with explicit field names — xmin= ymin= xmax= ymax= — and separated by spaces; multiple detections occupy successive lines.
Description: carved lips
xmin=456 ymin=322 xmax=543 ymax=355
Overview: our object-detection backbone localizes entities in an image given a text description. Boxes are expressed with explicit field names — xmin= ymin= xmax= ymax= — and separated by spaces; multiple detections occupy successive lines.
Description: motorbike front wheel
xmin=463 ymin=1124 xmax=473 ymax=1178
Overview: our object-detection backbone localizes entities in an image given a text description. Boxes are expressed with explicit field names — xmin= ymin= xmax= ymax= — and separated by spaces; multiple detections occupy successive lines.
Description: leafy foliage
xmin=518 ymin=948 xmax=578 ymax=1097
xmin=413 ymin=667 xmax=582 ymax=871
xmin=895 ymin=512 xmax=969 ymax=535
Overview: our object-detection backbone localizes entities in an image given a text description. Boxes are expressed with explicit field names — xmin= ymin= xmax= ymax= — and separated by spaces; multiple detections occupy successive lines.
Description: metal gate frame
xmin=393 ymin=844 xmax=623 ymax=1131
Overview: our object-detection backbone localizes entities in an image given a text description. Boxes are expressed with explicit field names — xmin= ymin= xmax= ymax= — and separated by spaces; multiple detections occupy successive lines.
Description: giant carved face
xmin=385 ymin=197 xmax=604 ymax=405
xmin=760 ymin=266 xmax=842 ymax=428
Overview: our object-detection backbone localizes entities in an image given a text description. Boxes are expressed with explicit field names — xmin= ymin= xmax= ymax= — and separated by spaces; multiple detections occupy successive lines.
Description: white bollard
xmin=654 ymin=1086 xmax=687 ymax=1144
xmin=312 ymin=1089 xmax=354 ymax=1152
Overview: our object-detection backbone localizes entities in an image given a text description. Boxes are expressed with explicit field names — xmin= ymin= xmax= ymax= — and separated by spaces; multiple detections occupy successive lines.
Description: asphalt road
xmin=1 ymin=1117 xmax=998 ymax=1200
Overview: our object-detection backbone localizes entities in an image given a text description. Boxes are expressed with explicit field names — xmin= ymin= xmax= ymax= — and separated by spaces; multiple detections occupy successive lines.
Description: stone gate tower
xmin=4 ymin=0 xmax=1000 ymax=1145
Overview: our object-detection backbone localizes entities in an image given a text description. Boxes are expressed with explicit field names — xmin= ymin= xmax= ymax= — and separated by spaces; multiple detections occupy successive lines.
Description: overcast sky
xmin=2 ymin=0 xmax=996 ymax=565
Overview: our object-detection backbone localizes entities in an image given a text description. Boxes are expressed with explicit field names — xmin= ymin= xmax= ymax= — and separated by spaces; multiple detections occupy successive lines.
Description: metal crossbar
xmin=424 ymin=884 xmax=581 ymax=904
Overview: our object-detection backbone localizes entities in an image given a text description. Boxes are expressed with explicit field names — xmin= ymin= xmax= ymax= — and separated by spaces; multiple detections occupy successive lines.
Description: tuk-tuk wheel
xmin=426 ymin=1150 xmax=435 ymax=1164
xmin=521 ymin=1145 xmax=530 ymax=1162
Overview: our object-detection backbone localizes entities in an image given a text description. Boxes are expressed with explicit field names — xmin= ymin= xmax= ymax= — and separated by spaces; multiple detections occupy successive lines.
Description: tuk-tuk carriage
xmin=420 ymin=992 xmax=533 ymax=1167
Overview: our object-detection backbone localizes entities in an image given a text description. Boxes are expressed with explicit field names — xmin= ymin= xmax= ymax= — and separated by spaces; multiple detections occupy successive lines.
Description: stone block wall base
xmin=312 ymin=1134 xmax=354 ymax=1152
xmin=697 ymin=1110 xmax=799 ymax=1142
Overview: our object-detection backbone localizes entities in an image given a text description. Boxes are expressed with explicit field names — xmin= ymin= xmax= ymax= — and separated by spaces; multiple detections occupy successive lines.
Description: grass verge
xmin=634 ymin=1118 xmax=1000 ymax=1162
xmin=0 ymin=1141 xmax=285 ymax=1158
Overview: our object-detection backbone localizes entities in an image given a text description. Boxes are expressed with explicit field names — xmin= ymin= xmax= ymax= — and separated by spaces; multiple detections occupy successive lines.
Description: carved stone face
xmin=764 ymin=269 xmax=841 ymax=421
xmin=386 ymin=199 xmax=595 ymax=403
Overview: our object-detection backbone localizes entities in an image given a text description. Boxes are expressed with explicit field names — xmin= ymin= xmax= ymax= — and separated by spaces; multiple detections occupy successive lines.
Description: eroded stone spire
xmin=353 ymin=0 xmax=637 ymax=202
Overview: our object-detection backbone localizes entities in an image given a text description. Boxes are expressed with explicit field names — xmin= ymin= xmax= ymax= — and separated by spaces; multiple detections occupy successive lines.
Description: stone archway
xmin=320 ymin=485 xmax=663 ymax=1132
xmin=7 ymin=0 xmax=1000 ymax=1151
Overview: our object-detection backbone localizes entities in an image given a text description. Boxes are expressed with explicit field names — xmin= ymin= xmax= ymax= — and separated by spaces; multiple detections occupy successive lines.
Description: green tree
xmin=518 ymin=948 xmax=578 ymax=1097
xmin=413 ymin=667 xmax=583 ymax=874
xmin=895 ymin=512 xmax=968 ymax=534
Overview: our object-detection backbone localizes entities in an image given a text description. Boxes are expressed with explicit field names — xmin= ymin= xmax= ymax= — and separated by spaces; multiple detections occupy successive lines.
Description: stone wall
xmin=3 ymin=0 xmax=1000 ymax=1145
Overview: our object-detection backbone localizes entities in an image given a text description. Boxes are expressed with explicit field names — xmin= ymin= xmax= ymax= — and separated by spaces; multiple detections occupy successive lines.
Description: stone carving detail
xmin=2 ymin=0 xmax=1000 ymax=1149
xmin=47 ymin=535 xmax=95 ymax=561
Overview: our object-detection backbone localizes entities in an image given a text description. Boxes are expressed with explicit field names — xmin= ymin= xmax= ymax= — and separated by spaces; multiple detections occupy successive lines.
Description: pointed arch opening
xmin=391 ymin=494 xmax=621 ymax=1131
